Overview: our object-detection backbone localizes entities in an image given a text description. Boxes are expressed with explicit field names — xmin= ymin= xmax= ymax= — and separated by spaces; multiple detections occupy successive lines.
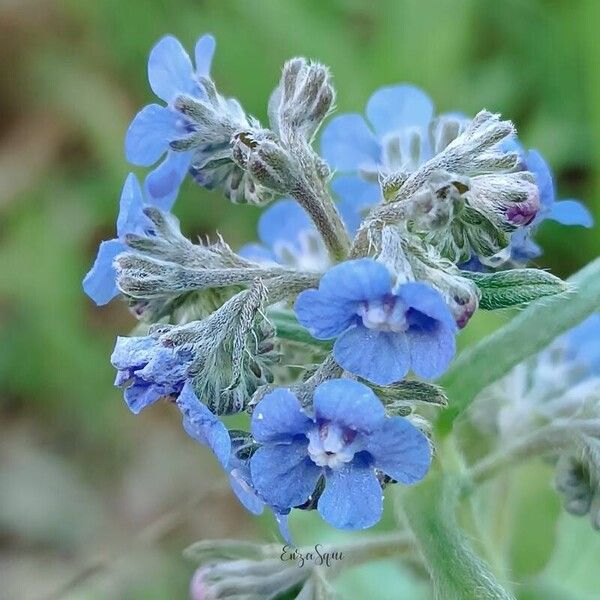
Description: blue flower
xmin=294 ymin=259 xmax=457 ymax=385
xmin=125 ymin=34 xmax=215 ymax=208
xmin=239 ymin=199 xmax=330 ymax=271
xmin=321 ymin=85 xmax=442 ymax=232
xmin=83 ymin=174 xmax=154 ymax=306
xmin=176 ymin=383 xmax=291 ymax=540
xmin=249 ymin=379 xmax=431 ymax=529
xmin=177 ymin=380 xmax=231 ymax=467
xmin=505 ymin=146 xmax=593 ymax=260
xmin=111 ymin=334 xmax=193 ymax=413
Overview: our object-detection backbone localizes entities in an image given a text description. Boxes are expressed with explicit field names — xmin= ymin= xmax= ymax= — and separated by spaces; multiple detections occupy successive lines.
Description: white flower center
xmin=306 ymin=422 xmax=356 ymax=469
xmin=357 ymin=299 xmax=408 ymax=333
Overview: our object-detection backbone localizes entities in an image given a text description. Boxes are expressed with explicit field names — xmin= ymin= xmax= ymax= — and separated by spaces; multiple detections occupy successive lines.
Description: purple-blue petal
xmin=238 ymin=243 xmax=277 ymax=265
xmin=405 ymin=322 xmax=456 ymax=379
xmin=525 ymin=150 xmax=555 ymax=211
xmin=228 ymin=471 xmax=265 ymax=516
xmin=396 ymin=282 xmax=457 ymax=330
xmin=82 ymin=239 xmax=125 ymax=305
xmin=125 ymin=104 xmax=180 ymax=166
xmin=333 ymin=326 xmax=410 ymax=385
xmin=250 ymin=440 xmax=321 ymax=510
xmin=177 ymin=381 xmax=231 ymax=468
xmin=320 ymin=258 xmax=392 ymax=302
xmin=294 ymin=288 xmax=357 ymax=339
xmin=258 ymin=199 xmax=313 ymax=250
xmin=251 ymin=388 xmax=313 ymax=444
xmin=367 ymin=417 xmax=431 ymax=484
xmin=144 ymin=150 xmax=192 ymax=210
xmin=147 ymin=35 xmax=196 ymax=103
xmin=332 ymin=176 xmax=380 ymax=236
xmin=111 ymin=335 xmax=156 ymax=371
xmin=318 ymin=459 xmax=382 ymax=529
xmin=194 ymin=34 xmax=216 ymax=77
xmin=366 ymin=85 xmax=434 ymax=137
xmin=116 ymin=173 xmax=147 ymax=238
xmin=313 ymin=379 xmax=385 ymax=434
xmin=124 ymin=383 xmax=163 ymax=414
xmin=320 ymin=114 xmax=381 ymax=172
xmin=549 ymin=199 xmax=594 ymax=228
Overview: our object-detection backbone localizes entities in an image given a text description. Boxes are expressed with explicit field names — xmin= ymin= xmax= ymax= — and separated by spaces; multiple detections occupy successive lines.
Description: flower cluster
xmin=83 ymin=32 xmax=587 ymax=537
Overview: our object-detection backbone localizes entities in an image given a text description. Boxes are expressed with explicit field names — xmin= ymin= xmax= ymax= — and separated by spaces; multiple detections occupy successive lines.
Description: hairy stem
xmin=467 ymin=418 xmax=600 ymax=488
xmin=292 ymin=181 xmax=350 ymax=262
xmin=399 ymin=471 xmax=516 ymax=600
xmin=436 ymin=257 xmax=600 ymax=434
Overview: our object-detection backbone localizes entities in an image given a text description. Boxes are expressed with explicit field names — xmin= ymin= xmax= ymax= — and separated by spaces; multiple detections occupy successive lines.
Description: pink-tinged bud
xmin=189 ymin=567 xmax=212 ymax=600
xmin=454 ymin=293 xmax=478 ymax=329
xmin=505 ymin=183 xmax=540 ymax=226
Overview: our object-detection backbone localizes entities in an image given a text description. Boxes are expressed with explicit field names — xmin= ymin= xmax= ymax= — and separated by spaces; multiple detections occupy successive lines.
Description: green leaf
xmin=461 ymin=269 xmax=570 ymax=310
xmin=372 ymin=380 xmax=448 ymax=414
xmin=268 ymin=308 xmax=333 ymax=348
xmin=437 ymin=258 xmax=600 ymax=434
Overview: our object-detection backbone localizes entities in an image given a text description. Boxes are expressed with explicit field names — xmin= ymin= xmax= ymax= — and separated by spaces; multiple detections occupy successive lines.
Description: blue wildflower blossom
xmin=239 ymin=199 xmax=330 ymax=271
xmin=321 ymin=85 xmax=445 ymax=230
xmin=294 ymin=259 xmax=457 ymax=385
xmin=125 ymin=34 xmax=215 ymax=208
xmin=509 ymin=148 xmax=593 ymax=260
xmin=177 ymin=380 xmax=231 ymax=467
xmin=83 ymin=174 xmax=154 ymax=306
xmin=249 ymin=379 xmax=431 ymax=529
xmin=111 ymin=334 xmax=193 ymax=414
xmin=176 ymin=382 xmax=291 ymax=539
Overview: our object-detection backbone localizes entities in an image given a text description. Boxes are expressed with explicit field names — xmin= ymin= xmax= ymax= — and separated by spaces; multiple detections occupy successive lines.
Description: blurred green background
xmin=1 ymin=1 xmax=599 ymax=598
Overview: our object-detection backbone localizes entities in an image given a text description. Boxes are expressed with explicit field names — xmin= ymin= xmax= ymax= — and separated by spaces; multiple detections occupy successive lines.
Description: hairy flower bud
xmin=269 ymin=57 xmax=335 ymax=144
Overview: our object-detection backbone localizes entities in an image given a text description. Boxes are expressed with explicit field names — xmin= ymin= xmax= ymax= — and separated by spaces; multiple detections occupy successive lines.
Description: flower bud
xmin=270 ymin=57 xmax=336 ymax=143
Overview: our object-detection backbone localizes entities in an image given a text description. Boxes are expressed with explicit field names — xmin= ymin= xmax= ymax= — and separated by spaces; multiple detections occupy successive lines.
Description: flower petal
xmin=549 ymin=200 xmax=594 ymax=228
xmin=405 ymin=322 xmax=456 ymax=379
xmin=116 ymin=173 xmax=147 ymax=237
xmin=525 ymin=150 xmax=555 ymax=211
xmin=294 ymin=288 xmax=356 ymax=339
xmin=144 ymin=150 xmax=192 ymax=210
xmin=367 ymin=417 xmax=431 ymax=484
xmin=194 ymin=34 xmax=216 ymax=76
xmin=82 ymin=239 xmax=125 ymax=305
xmin=111 ymin=335 xmax=156 ymax=371
xmin=251 ymin=388 xmax=313 ymax=444
xmin=148 ymin=35 xmax=196 ymax=103
xmin=366 ymin=85 xmax=434 ymax=137
xmin=333 ymin=326 xmax=410 ymax=385
xmin=250 ymin=440 xmax=321 ymax=510
xmin=332 ymin=176 xmax=380 ymax=236
xmin=396 ymin=282 xmax=457 ymax=330
xmin=320 ymin=258 xmax=392 ymax=302
xmin=124 ymin=383 xmax=163 ymax=414
xmin=313 ymin=379 xmax=385 ymax=434
xmin=320 ymin=114 xmax=381 ymax=171
xmin=177 ymin=381 xmax=231 ymax=468
xmin=125 ymin=104 xmax=180 ymax=166
xmin=237 ymin=243 xmax=277 ymax=265
xmin=318 ymin=459 xmax=382 ymax=529
xmin=258 ymin=199 xmax=313 ymax=249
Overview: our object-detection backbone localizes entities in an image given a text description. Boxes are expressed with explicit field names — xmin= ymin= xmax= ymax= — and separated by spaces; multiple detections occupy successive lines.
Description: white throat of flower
xmin=306 ymin=422 xmax=356 ymax=469
xmin=357 ymin=298 xmax=408 ymax=333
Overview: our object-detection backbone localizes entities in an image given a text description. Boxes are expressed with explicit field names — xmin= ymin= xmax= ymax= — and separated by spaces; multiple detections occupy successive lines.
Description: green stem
xmin=436 ymin=257 xmax=600 ymax=435
xmin=399 ymin=471 xmax=516 ymax=600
